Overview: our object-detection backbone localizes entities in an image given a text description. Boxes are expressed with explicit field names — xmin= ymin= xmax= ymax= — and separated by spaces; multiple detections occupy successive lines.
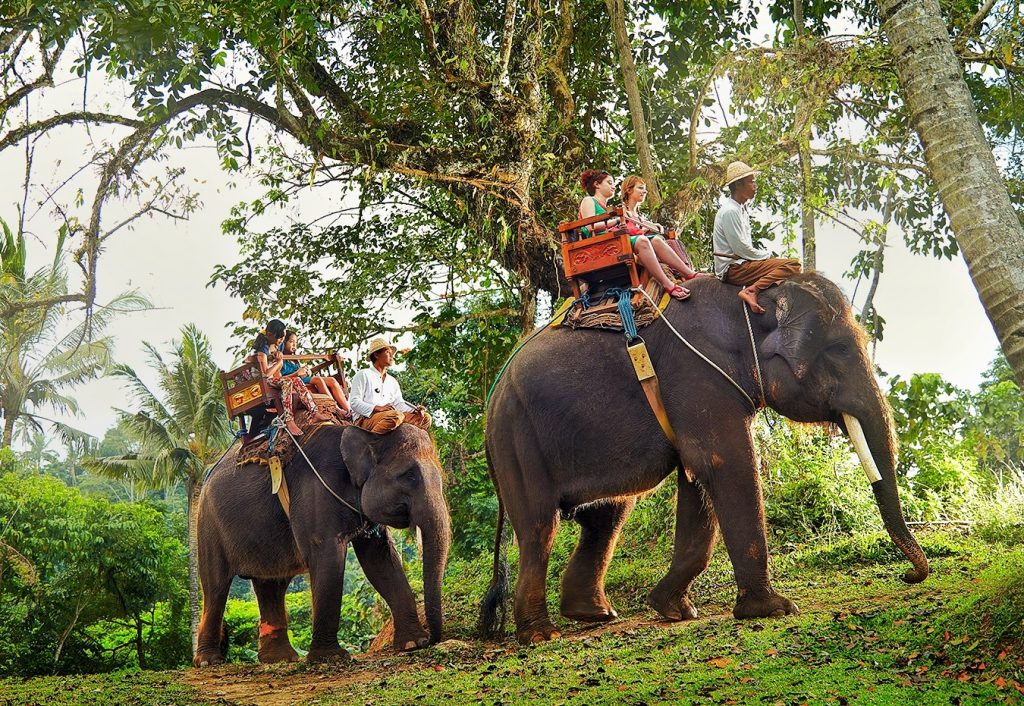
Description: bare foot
xmin=738 ymin=287 xmax=765 ymax=314
xmin=667 ymin=284 xmax=691 ymax=300
xmin=285 ymin=419 xmax=304 ymax=436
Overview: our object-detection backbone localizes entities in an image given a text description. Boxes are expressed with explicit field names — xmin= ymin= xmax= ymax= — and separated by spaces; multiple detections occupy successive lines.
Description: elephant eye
xmin=399 ymin=468 xmax=418 ymax=484
xmin=827 ymin=341 xmax=852 ymax=357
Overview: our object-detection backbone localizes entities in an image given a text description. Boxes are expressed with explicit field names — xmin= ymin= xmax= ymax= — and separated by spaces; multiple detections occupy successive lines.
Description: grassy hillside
xmin=3 ymin=527 xmax=1022 ymax=705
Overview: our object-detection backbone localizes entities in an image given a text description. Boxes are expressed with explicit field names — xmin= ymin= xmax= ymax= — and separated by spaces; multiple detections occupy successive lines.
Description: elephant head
xmin=341 ymin=425 xmax=451 ymax=642
xmin=759 ymin=274 xmax=929 ymax=583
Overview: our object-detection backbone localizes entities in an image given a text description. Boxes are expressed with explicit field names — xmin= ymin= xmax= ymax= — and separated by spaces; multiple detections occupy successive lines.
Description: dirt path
xmin=180 ymin=584 xmax=946 ymax=706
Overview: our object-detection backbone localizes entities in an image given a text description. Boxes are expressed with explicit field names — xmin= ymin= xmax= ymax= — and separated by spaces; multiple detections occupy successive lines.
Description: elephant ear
xmin=341 ymin=427 xmax=379 ymax=486
xmin=761 ymin=281 xmax=827 ymax=381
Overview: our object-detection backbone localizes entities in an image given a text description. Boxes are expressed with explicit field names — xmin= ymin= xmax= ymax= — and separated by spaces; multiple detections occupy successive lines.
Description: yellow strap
xmin=627 ymin=339 xmax=694 ymax=483
xmin=548 ymin=296 xmax=577 ymax=328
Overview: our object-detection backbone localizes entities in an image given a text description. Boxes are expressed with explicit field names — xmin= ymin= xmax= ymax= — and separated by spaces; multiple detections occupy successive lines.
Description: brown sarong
xmin=355 ymin=408 xmax=432 ymax=435
xmin=724 ymin=258 xmax=802 ymax=291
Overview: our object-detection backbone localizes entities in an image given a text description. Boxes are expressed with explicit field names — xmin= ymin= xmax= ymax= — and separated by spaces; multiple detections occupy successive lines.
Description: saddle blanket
xmin=554 ymin=268 xmax=674 ymax=332
xmin=237 ymin=396 xmax=348 ymax=469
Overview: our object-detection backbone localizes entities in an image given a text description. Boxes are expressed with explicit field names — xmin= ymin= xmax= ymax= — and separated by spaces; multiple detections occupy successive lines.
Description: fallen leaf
xmin=708 ymin=657 xmax=734 ymax=668
xmin=765 ymin=649 xmax=779 ymax=657
xmin=995 ymin=677 xmax=1007 ymax=688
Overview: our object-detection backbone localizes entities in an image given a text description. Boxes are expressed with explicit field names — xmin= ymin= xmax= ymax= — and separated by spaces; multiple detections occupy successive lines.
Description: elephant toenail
xmin=403 ymin=641 xmax=417 ymax=651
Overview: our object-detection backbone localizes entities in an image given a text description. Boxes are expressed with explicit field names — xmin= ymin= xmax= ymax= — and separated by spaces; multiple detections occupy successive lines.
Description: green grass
xmin=4 ymin=530 xmax=1023 ymax=705
xmin=0 ymin=669 xmax=206 ymax=705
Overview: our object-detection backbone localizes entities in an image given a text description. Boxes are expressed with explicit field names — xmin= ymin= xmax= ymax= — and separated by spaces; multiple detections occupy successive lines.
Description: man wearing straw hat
xmin=713 ymin=160 xmax=802 ymax=314
xmin=348 ymin=337 xmax=432 ymax=434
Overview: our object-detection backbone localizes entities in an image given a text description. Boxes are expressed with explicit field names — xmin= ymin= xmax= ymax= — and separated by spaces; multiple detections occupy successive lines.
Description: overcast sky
xmin=1 ymin=27 xmax=1003 ymax=449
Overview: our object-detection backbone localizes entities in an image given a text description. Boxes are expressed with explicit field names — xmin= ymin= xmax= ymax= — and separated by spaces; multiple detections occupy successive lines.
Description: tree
xmin=0 ymin=469 xmax=188 ymax=675
xmin=0 ymin=219 xmax=148 ymax=448
xmin=877 ymin=0 xmax=1024 ymax=390
xmin=84 ymin=324 xmax=234 ymax=654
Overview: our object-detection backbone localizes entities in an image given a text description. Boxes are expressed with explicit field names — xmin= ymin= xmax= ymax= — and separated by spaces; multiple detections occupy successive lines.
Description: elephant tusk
xmin=843 ymin=413 xmax=883 ymax=484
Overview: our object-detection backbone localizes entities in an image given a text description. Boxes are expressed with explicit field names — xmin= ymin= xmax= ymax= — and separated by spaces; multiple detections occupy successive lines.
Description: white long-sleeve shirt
xmin=713 ymin=197 xmax=769 ymax=279
xmin=348 ymin=367 xmax=416 ymax=420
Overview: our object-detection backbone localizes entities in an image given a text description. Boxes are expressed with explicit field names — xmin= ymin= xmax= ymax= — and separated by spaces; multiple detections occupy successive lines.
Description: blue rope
xmin=604 ymin=287 xmax=638 ymax=341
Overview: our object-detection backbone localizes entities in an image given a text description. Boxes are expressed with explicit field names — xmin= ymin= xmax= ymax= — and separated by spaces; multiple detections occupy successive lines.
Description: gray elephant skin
xmin=480 ymin=273 xmax=928 ymax=644
xmin=194 ymin=424 xmax=450 ymax=666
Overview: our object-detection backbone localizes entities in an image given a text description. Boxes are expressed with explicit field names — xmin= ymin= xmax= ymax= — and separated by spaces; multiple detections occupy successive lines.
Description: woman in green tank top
xmin=578 ymin=169 xmax=620 ymax=238
xmin=577 ymin=169 xmax=697 ymax=300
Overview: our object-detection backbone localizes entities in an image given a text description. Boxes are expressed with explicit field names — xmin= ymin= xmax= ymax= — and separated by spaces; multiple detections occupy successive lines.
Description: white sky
xmin=0 ymin=23 xmax=1003 ymax=448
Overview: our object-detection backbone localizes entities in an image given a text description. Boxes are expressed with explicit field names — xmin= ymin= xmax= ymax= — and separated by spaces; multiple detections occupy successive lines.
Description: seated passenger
xmin=620 ymin=175 xmax=702 ymax=300
xmin=280 ymin=330 xmax=352 ymax=420
xmin=349 ymin=337 xmax=431 ymax=435
xmin=251 ymin=319 xmax=329 ymax=437
xmin=713 ymin=161 xmax=802 ymax=314
xmin=577 ymin=169 xmax=622 ymax=238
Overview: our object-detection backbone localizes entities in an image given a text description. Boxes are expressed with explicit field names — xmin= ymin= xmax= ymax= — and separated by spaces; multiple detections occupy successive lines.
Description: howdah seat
xmin=220 ymin=352 xmax=349 ymax=439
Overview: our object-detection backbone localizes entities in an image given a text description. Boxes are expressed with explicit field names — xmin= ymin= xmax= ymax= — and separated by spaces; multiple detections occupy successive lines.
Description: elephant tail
xmin=477 ymin=487 xmax=511 ymax=638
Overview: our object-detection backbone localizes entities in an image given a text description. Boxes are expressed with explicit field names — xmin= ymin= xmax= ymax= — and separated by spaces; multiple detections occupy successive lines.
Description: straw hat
xmin=367 ymin=337 xmax=397 ymax=361
xmin=723 ymin=160 xmax=759 ymax=188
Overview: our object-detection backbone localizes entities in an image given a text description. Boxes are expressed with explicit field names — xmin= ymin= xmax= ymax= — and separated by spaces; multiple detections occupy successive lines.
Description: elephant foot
xmin=193 ymin=650 xmax=225 ymax=668
xmin=560 ymin=596 xmax=618 ymax=623
xmin=646 ymin=585 xmax=699 ymax=622
xmin=394 ymin=634 xmax=430 ymax=652
xmin=258 ymin=624 xmax=299 ymax=664
xmin=516 ymin=623 xmax=562 ymax=645
xmin=306 ymin=644 xmax=350 ymax=663
xmin=733 ymin=591 xmax=799 ymax=620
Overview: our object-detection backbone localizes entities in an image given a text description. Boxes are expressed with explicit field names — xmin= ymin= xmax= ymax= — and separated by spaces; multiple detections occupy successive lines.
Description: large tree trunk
xmin=2 ymin=411 xmax=15 ymax=449
xmin=879 ymin=0 xmax=1024 ymax=390
xmin=186 ymin=477 xmax=201 ymax=656
xmin=605 ymin=0 xmax=662 ymax=207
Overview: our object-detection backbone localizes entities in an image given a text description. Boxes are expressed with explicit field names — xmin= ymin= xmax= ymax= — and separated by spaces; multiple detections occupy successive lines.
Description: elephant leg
xmin=648 ymin=470 xmax=718 ymax=621
xmin=305 ymin=538 xmax=350 ymax=662
xmin=700 ymin=426 xmax=799 ymax=619
xmin=193 ymin=552 xmax=233 ymax=667
xmin=511 ymin=506 xmax=562 ymax=644
xmin=351 ymin=529 xmax=429 ymax=652
xmin=252 ymin=577 xmax=299 ymax=663
xmin=560 ymin=496 xmax=637 ymax=622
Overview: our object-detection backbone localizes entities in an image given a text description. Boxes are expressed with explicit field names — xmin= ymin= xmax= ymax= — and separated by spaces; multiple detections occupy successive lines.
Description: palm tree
xmin=879 ymin=0 xmax=1024 ymax=389
xmin=0 ymin=219 xmax=147 ymax=448
xmin=85 ymin=324 xmax=234 ymax=652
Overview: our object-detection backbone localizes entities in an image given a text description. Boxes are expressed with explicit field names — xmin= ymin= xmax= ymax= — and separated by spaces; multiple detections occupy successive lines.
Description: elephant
xmin=193 ymin=424 xmax=450 ymax=666
xmin=479 ymin=273 xmax=928 ymax=644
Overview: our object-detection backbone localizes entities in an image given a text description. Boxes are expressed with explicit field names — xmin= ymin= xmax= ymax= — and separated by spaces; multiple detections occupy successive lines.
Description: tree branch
xmin=0 ymin=111 xmax=144 ymax=151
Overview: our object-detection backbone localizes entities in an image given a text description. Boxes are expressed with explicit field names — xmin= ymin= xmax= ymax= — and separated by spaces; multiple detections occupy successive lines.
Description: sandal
xmin=668 ymin=284 xmax=691 ymax=301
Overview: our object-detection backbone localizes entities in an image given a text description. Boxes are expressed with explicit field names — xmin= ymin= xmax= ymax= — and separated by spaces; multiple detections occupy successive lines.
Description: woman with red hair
xmin=578 ymin=171 xmax=697 ymax=300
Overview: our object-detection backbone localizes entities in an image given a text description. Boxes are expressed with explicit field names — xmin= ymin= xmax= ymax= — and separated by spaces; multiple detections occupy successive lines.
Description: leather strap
xmin=627 ymin=339 xmax=694 ymax=482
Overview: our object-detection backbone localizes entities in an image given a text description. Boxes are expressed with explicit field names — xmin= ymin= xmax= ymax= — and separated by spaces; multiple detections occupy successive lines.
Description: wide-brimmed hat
xmin=723 ymin=160 xmax=760 ymax=188
xmin=367 ymin=337 xmax=397 ymax=361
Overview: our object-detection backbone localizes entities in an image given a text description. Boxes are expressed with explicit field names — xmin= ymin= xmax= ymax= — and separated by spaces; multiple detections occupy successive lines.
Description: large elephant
xmin=193 ymin=424 xmax=450 ymax=666
xmin=481 ymin=273 xmax=928 ymax=644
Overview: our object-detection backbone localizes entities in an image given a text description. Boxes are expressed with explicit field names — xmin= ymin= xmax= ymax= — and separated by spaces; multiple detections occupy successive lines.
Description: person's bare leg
xmin=651 ymin=236 xmax=696 ymax=278
xmin=635 ymin=238 xmax=688 ymax=299
xmin=738 ymin=287 xmax=765 ymax=314
xmin=324 ymin=378 xmax=351 ymax=413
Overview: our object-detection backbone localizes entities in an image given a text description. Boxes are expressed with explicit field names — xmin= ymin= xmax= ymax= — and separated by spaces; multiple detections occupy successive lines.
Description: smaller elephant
xmin=193 ymin=424 xmax=450 ymax=666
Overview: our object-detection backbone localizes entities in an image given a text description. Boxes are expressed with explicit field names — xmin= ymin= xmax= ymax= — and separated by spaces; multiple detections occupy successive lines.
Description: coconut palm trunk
xmin=878 ymin=0 xmax=1024 ymax=389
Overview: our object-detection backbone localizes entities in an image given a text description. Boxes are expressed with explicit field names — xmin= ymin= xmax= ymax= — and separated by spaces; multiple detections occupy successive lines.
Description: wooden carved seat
xmin=559 ymin=207 xmax=688 ymax=314
xmin=220 ymin=352 xmax=349 ymax=438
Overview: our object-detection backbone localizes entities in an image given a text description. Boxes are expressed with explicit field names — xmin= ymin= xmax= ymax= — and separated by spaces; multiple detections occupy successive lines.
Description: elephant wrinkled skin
xmin=481 ymin=273 xmax=928 ymax=644
xmin=193 ymin=424 xmax=450 ymax=666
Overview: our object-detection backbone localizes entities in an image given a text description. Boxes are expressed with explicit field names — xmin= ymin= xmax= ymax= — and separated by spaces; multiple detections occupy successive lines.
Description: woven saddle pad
xmin=562 ymin=269 xmax=673 ymax=332
xmin=237 ymin=396 xmax=348 ymax=469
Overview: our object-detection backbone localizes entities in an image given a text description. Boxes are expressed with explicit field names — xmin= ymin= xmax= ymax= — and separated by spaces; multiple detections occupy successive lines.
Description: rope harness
xmin=274 ymin=416 xmax=365 ymax=523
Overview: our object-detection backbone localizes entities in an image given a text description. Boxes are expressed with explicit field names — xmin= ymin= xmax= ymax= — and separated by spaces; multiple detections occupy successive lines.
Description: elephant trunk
xmin=416 ymin=496 xmax=450 ymax=644
xmin=844 ymin=410 xmax=929 ymax=584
